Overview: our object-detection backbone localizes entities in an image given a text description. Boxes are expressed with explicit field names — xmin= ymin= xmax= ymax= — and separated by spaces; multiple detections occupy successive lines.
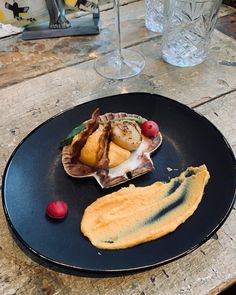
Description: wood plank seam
xmin=192 ymin=89 xmax=236 ymax=109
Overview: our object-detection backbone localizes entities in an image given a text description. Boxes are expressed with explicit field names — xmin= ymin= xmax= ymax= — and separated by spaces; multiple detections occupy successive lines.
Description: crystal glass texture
xmin=145 ymin=0 xmax=164 ymax=33
xmin=161 ymin=0 xmax=222 ymax=67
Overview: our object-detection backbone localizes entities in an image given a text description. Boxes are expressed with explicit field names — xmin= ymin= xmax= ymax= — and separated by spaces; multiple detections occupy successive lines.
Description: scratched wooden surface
xmin=0 ymin=2 xmax=235 ymax=89
xmin=0 ymin=2 xmax=236 ymax=295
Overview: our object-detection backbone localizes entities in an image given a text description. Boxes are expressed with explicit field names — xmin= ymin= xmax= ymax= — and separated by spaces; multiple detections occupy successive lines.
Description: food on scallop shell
xmin=61 ymin=108 xmax=162 ymax=188
xmin=111 ymin=120 xmax=142 ymax=151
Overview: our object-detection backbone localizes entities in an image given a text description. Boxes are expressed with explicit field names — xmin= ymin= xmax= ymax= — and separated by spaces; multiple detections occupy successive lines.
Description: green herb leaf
xmin=60 ymin=122 xmax=86 ymax=147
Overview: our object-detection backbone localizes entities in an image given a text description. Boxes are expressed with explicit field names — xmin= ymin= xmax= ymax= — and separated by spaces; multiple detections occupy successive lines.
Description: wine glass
xmin=94 ymin=0 xmax=145 ymax=80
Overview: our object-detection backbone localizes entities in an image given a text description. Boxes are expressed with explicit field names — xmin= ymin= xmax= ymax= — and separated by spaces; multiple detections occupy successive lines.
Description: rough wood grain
xmin=0 ymin=2 xmax=235 ymax=295
xmin=0 ymin=3 xmax=235 ymax=89
xmin=0 ymin=28 xmax=235 ymax=123
xmin=0 ymin=0 xmax=152 ymax=89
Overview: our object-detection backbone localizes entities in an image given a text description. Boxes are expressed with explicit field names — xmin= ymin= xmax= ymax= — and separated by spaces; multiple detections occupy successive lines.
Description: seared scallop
xmin=111 ymin=121 xmax=142 ymax=151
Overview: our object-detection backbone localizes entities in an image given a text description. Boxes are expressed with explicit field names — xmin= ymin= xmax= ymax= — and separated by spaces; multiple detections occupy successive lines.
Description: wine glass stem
xmin=114 ymin=0 xmax=122 ymax=60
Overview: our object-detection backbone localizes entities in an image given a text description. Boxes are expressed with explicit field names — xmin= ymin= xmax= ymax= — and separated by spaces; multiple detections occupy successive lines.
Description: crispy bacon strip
xmin=70 ymin=108 xmax=100 ymax=163
xmin=96 ymin=122 xmax=111 ymax=178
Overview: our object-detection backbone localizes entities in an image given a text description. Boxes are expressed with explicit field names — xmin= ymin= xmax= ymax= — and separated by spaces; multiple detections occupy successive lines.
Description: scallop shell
xmin=62 ymin=112 xmax=162 ymax=188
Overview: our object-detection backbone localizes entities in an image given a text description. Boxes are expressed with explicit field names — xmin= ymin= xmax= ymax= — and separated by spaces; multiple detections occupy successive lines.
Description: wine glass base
xmin=94 ymin=48 xmax=145 ymax=80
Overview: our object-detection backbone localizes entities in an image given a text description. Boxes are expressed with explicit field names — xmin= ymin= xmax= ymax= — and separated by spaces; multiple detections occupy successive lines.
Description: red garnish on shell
xmin=141 ymin=120 xmax=160 ymax=137
xmin=46 ymin=201 xmax=68 ymax=219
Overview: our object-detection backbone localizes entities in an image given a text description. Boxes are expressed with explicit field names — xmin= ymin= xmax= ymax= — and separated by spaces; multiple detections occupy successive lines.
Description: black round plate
xmin=2 ymin=93 xmax=236 ymax=272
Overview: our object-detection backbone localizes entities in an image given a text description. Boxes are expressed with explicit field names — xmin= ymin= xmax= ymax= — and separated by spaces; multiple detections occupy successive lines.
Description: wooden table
xmin=0 ymin=1 xmax=235 ymax=294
